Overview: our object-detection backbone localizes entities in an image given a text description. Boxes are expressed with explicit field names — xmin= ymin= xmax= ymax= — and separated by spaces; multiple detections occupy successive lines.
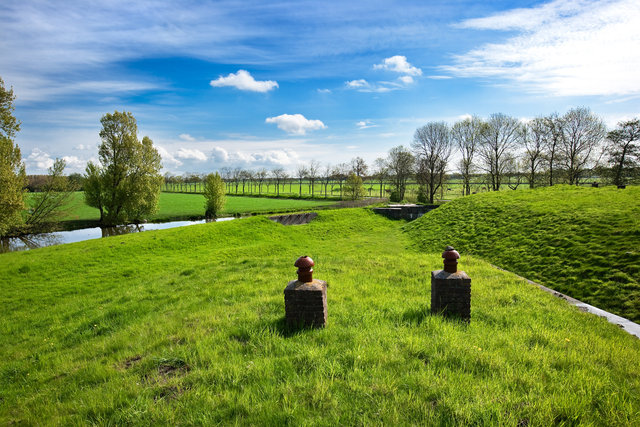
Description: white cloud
xmin=26 ymin=148 xmax=55 ymax=171
xmin=210 ymin=147 xmax=229 ymax=162
xmin=179 ymin=134 xmax=196 ymax=141
xmin=210 ymin=70 xmax=278 ymax=93
xmin=346 ymin=79 xmax=370 ymax=88
xmin=374 ymin=55 xmax=422 ymax=76
xmin=398 ymin=76 xmax=414 ymax=84
xmin=175 ymin=148 xmax=207 ymax=161
xmin=62 ymin=155 xmax=86 ymax=170
xmin=265 ymin=114 xmax=326 ymax=135
xmin=74 ymin=144 xmax=92 ymax=150
xmin=444 ymin=0 xmax=640 ymax=96
xmin=427 ymin=75 xmax=452 ymax=80
xmin=317 ymin=88 xmax=331 ymax=94
xmin=156 ymin=146 xmax=183 ymax=167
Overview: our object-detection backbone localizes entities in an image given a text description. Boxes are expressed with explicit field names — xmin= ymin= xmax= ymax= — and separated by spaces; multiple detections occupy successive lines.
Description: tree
xmin=478 ymin=113 xmax=521 ymax=191
xmin=25 ymin=158 xmax=76 ymax=231
xmin=522 ymin=118 xmax=547 ymax=188
xmin=296 ymin=165 xmax=308 ymax=197
xmin=271 ymin=167 xmax=287 ymax=196
xmin=451 ymin=116 xmax=484 ymax=196
xmin=203 ymin=172 xmax=226 ymax=218
xmin=606 ymin=118 xmax=640 ymax=186
xmin=307 ymin=160 xmax=321 ymax=197
xmin=372 ymin=157 xmax=388 ymax=198
xmin=255 ymin=168 xmax=268 ymax=195
xmin=412 ymin=122 xmax=452 ymax=203
xmin=386 ymin=145 xmax=414 ymax=202
xmin=321 ymin=164 xmax=333 ymax=198
xmin=84 ymin=111 xmax=163 ymax=225
xmin=0 ymin=77 xmax=26 ymax=237
xmin=560 ymin=107 xmax=606 ymax=185
xmin=342 ymin=172 xmax=365 ymax=200
xmin=541 ymin=112 xmax=564 ymax=186
xmin=332 ymin=163 xmax=349 ymax=198
xmin=350 ymin=156 xmax=368 ymax=177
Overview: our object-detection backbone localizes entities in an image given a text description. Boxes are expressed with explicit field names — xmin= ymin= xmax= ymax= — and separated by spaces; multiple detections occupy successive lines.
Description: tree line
xmin=2 ymin=72 xmax=639 ymax=236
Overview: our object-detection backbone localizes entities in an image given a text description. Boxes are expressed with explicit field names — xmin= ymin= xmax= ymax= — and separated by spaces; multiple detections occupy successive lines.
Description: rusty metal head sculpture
xmin=294 ymin=255 xmax=314 ymax=282
xmin=442 ymin=246 xmax=460 ymax=273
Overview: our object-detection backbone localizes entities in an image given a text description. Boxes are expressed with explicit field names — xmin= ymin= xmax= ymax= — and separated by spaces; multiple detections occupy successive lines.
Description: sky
xmin=1 ymin=0 xmax=639 ymax=175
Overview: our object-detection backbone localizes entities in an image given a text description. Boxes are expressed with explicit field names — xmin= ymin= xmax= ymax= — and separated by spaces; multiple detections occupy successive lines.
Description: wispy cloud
xmin=356 ymin=120 xmax=378 ymax=129
xmin=210 ymin=70 xmax=278 ymax=93
xmin=444 ymin=0 xmax=640 ymax=96
xmin=265 ymin=114 xmax=326 ymax=135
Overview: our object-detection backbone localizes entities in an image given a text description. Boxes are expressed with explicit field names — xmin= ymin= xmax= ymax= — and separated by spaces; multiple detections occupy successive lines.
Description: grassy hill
xmin=1 ymin=208 xmax=639 ymax=424
xmin=405 ymin=185 xmax=640 ymax=322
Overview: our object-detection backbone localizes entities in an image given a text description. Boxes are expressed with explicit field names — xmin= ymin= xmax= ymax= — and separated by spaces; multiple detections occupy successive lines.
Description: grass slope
xmin=1 ymin=209 xmax=639 ymax=424
xmin=406 ymin=185 xmax=640 ymax=322
xmin=36 ymin=192 xmax=336 ymax=225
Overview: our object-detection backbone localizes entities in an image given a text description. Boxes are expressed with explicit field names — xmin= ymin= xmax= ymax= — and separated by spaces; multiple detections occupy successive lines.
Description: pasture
xmin=1 ymin=208 xmax=639 ymax=424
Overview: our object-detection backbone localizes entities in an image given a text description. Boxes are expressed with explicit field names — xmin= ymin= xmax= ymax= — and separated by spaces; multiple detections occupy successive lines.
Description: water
xmin=0 ymin=217 xmax=236 ymax=253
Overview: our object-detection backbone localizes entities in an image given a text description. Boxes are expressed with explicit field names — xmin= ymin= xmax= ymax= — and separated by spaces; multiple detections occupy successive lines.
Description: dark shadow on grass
xmin=401 ymin=306 xmax=470 ymax=327
xmin=269 ymin=316 xmax=324 ymax=338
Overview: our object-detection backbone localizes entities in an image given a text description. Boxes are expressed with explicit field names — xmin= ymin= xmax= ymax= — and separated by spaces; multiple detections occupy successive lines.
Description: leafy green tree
xmin=386 ymin=145 xmax=414 ymax=202
xmin=342 ymin=172 xmax=365 ymax=201
xmin=25 ymin=158 xmax=76 ymax=231
xmin=84 ymin=111 xmax=162 ymax=225
xmin=203 ymin=172 xmax=226 ymax=218
xmin=0 ymin=77 xmax=26 ymax=237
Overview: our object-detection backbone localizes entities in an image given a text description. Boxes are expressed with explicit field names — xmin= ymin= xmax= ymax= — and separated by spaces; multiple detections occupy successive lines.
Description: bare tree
xmin=255 ymin=168 xmax=268 ymax=195
xmin=240 ymin=169 xmax=251 ymax=194
xmin=541 ymin=113 xmax=564 ymax=186
xmin=307 ymin=160 xmax=321 ymax=198
xmin=522 ymin=118 xmax=547 ymax=188
xmin=560 ymin=107 xmax=606 ymax=185
xmin=412 ymin=122 xmax=452 ymax=203
xmin=451 ymin=116 xmax=485 ymax=196
xmin=332 ymin=163 xmax=349 ymax=199
xmin=478 ymin=113 xmax=522 ymax=191
xmin=386 ymin=145 xmax=414 ymax=202
xmin=295 ymin=165 xmax=308 ymax=197
xmin=350 ymin=156 xmax=368 ymax=177
xmin=372 ymin=157 xmax=389 ymax=198
xmin=606 ymin=118 xmax=640 ymax=186
xmin=271 ymin=167 xmax=287 ymax=196
xmin=321 ymin=164 xmax=333 ymax=198
xmin=231 ymin=167 xmax=242 ymax=194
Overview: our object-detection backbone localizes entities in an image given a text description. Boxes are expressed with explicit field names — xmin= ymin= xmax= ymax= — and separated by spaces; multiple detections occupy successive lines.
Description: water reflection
xmin=0 ymin=217 xmax=236 ymax=253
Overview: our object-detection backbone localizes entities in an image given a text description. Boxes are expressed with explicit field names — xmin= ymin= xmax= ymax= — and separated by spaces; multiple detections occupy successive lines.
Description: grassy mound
xmin=1 ymin=209 xmax=639 ymax=424
xmin=405 ymin=185 xmax=640 ymax=322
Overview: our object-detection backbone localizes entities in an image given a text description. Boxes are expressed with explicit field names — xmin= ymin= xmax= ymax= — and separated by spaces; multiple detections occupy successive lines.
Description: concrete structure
xmin=373 ymin=204 xmax=438 ymax=221
xmin=431 ymin=246 xmax=471 ymax=322
xmin=284 ymin=256 xmax=327 ymax=328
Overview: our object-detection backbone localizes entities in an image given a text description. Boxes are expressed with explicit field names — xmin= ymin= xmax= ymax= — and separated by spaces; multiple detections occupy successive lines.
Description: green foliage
xmin=84 ymin=112 xmax=163 ymax=225
xmin=0 ymin=209 xmax=639 ymax=424
xmin=25 ymin=159 xmax=76 ymax=231
xmin=203 ymin=172 xmax=226 ymax=218
xmin=0 ymin=77 xmax=25 ymax=237
xmin=342 ymin=172 xmax=364 ymax=200
xmin=405 ymin=185 xmax=640 ymax=322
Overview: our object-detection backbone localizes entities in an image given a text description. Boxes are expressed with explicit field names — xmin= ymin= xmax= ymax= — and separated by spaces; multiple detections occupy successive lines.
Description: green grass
xmin=406 ymin=185 xmax=640 ymax=322
xmin=1 ymin=208 xmax=639 ymax=424
xmin=34 ymin=192 xmax=337 ymax=226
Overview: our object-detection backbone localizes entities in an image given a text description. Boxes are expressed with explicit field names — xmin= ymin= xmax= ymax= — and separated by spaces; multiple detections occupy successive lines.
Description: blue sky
xmin=1 ymin=0 xmax=639 ymax=175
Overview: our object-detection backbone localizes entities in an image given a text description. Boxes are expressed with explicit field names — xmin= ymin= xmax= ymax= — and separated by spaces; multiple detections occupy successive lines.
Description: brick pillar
xmin=284 ymin=256 xmax=327 ymax=328
xmin=431 ymin=246 xmax=471 ymax=322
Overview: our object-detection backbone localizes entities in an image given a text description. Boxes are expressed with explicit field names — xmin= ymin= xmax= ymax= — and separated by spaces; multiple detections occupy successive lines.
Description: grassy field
xmin=1 ymin=208 xmax=639 ymax=424
xmin=36 ymin=192 xmax=338 ymax=226
xmin=406 ymin=185 xmax=640 ymax=322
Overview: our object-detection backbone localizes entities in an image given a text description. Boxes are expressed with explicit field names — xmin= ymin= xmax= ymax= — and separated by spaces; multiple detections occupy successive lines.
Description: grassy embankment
xmin=1 ymin=208 xmax=640 ymax=424
xmin=406 ymin=185 xmax=640 ymax=322
xmin=31 ymin=192 xmax=337 ymax=230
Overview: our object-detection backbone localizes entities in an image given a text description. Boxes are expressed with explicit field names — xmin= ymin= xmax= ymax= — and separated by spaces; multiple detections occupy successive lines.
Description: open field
xmin=1 ymin=208 xmax=639 ymax=424
xmin=30 ymin=192 xmax=338 ymax=227
xmin=406 ymin=185 xmax=640 ymax=322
